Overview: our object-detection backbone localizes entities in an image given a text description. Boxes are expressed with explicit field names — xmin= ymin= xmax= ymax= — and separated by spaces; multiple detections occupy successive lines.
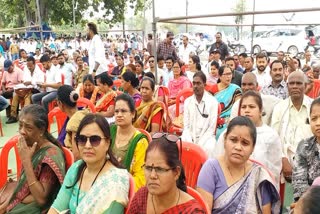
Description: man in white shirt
xmin=31 ymin=55 xmax=62 ymax=113
xmin=144 ymin=55 xmax=164 ymax=85
xmin=86 ymin=22 xmax=107 ymax=76
xmin=58 ymin=53 xmax=76 ymax=86
xmin=7 ymin=56 xmax=45 ymax=123
xmin=271 ymin=71 xmax=313 ymax=183
xmin=162 ymin=56 xmax=174 ymax=87
xmin=253 ymin=53 xmax=271 ymax=88
xmin=178 ymin=35 xmax=195 ymax=65
xmin=34 ymin=48 xmax=43 ymax=60
xmin=182 ymin=71 xmax=219 ymax=157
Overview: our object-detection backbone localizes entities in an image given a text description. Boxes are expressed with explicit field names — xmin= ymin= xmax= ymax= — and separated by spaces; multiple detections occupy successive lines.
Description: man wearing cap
xmin=31 ymin=55 xmax=62 ymax=113
xmin=86 ymin=22 xmax=108 ymax=76
xmin=157 ymin=32 xmax=179 ymax=61
xmin=209 ymin=32 xmax=229 ymax=61
xmin=1 ymin=59 xmax=23 ymax=117
xmin=178 ymin=35 xmax=195 ymax=65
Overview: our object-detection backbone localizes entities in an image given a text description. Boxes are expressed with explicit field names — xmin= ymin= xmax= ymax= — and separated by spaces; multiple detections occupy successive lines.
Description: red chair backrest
xmin=0 ymin=136 xmax=21 ymax=188
xmin=187 ymin=186 xmax=210 ymax=213
xmin=62 ymin=147 xmax=74 ymax=171
xmin=77 ymin=97 xmax=96 ymax=113
xmin=175 ymin=88 xmax=194 ymax=117
xmin=48 ymin=107 xmax=67 ymax=133
xmin=177 ymin=141 xmax=208 ymax=188
xmin=136 ymin=128 xmax=152 ymax=143
xmin=61 ymin=73 xmax=65 ymax=85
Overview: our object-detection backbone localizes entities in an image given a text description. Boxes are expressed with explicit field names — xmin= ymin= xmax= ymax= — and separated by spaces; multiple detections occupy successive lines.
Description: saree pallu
xmin=7 ymin=146 xmax=66 ymax=213
xmin=213 ymin=164 xmax=280 ymax=214
xmin=134 ymin=101 xmax=164 ymax=132
xmin=79 ymin=86 xmax=101 ymax=105
xmin=212 ymin=83 xmax=242 ymax=139
xmin=95 ymin=90 xmax=117 ymax=112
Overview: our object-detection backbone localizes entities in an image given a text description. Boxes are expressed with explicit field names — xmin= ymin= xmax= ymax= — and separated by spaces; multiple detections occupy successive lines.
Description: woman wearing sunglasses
xmin=128 ymin=132 xmax=206 ymax=213
xmin=49 ymin=114 xmax=130 ymax=214
xmin=110 ymin=93 xmax=148 ymax=191
xmin=197 ymin=116 xmax=280 ymax=213
xmin=134 ymin=77 xmax=165 ymax=133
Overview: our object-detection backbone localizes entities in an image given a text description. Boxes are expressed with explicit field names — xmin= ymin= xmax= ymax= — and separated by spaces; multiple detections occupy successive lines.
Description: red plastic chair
xmin=177 ymin=141 xmax=208 ymax=188
xmin=187 ymin=186 xmax=210 ymax=213
xmin=136 ymin=128 xmax=152 ymax=143
xmin=125 ymin=174 xmax=135 ymax=214
xmin=48 ymin=107 xmax=67 ymax=133
xmin=175 ymin=88 xmax=194 ymax=117
xmin=0 ymin=136 xmax=21 ymax=188
xmin=61 ymin=147 xmax=74 ymax=171
xmin=77 ymin=97 xmax=96 ymax=113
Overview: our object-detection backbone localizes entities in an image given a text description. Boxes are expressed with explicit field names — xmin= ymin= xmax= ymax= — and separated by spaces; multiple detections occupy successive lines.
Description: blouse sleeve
xmin=151 ymin=111 xmax=162 ymax=124
xmin=130 ymin=138 xmax=148 ymax=192
xmin=51 ymin=161 xmax=81 ymax=212
xmin=197 ymin=159 xmax=216 ymax=196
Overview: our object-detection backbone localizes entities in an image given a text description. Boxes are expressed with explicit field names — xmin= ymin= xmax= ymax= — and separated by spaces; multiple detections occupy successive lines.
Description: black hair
xmin=166 ymin=31 xmax=174 ymax=37
xmin=310 ymin=97 xmax=320 ymax=115
xmin=67 ymin=114 xmax=123 ymax=188
xmin=293 ymin=57 xmax=301 ymax=68
xmin=190 ymin=55 xmax=201 ymax=71
xmin=82 ymin=74 xmax=95 ymax=84
xmin=87 ymin=22 xmax=98 ymax=35
xmin=20 ymin=104 xmax=62 ymax=149
xmin=134 ymin=55 xmax=141 ymax=62
xmin=122 ymin=71 xmax=139 ymax=88
xmin=135 ymin=60 xmax=144 ymax=68
xmin=144 ymin=72 xmax=155 ymax=81
xmin=26 ymin=56 xmax=35 ymax=64
xmin=256 ymin=52 xmax=268 ymax=60
xmin=225 ymin=57 xmax=235 ymax=63
xmin=270 ymin=60 xmax=284 ymax=70
xmin=57 ymin=85 xmax=79 ymax=108
xmin=40 ymin=54 xmax=51 ymax=63
xmin=157 ymin=55 xmax=164 ymax=62
xmin=193 ymin=71 xmax=207 ymax=84
xmin=57 ymin=53 xmax=64 ymax=58
xmin=95 ymin=72 xmax=113 ymax=87
xmin=226 ymin=116 xmax=257 ymax=147
xmin=239 ymin=52 xmax=248 ymax=58
xmin=210 ymin=60 xmax=220 ymax=69
xmin=115 ymin=54 xmax=124 ymax=60
xmin=165 ymin=55 xmax=174 ymax=62
xmin=146 ymin=137 xmax=187 ymax=192
xmin=239 ymin=91 xmax=263 ymax=114
xmin=300 ymin=186 xmax=320 ymax=214
xmin=173 ymin=60 xmax=183 ymax=76
xmin=218 ymin=65 xmax=231 ymax=76
xmin=141 ymin=76 xmax=155 ymax=91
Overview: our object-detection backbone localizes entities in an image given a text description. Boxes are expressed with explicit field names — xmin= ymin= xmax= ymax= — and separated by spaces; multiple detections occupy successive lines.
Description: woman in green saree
xmin=0 ymin=104 xmax=66 ymax=214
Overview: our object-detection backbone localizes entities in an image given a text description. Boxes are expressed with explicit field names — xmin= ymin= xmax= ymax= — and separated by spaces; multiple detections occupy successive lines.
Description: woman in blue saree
xmin=207 ymin=66 xmax=241 ymax=139
xmin=197 ymin=116 xmax=280 ymax=213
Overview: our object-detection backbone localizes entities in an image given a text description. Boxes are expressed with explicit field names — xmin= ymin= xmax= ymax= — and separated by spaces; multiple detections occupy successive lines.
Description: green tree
xmin=0 ymin=0 xmax=147 ymax=28
xmin=233 ymin=0 xmax=246 ymax=40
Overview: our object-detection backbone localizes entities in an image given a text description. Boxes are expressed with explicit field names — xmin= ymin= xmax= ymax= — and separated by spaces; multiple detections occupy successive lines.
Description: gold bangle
xmin=28 ymin=181 xmax=38 ymax=187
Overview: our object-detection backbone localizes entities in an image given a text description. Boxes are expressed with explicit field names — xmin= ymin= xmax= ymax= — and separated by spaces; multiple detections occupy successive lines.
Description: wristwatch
xmin=93 ymin=69 xmax=96 ymax=73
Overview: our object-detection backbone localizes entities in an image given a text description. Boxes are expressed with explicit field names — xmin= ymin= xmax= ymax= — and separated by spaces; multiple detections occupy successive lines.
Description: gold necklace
xmin=226 ymin=164 xmax=246 ymax=180
xmin=151 ymin=189 xmax=180 ymax=214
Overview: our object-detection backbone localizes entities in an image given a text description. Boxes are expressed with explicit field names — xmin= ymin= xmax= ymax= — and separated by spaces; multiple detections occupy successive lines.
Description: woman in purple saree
xmin=197 ymin=116 xmax=280 ymax=213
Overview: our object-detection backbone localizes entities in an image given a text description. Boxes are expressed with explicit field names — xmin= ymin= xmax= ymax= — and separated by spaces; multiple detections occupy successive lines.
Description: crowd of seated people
xmin=2 ymin=28 xmax=320 ymax=214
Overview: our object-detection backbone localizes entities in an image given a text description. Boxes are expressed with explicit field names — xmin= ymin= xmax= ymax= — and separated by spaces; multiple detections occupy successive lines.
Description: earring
xmin=106 ymin=153 xmax=110 ymax=160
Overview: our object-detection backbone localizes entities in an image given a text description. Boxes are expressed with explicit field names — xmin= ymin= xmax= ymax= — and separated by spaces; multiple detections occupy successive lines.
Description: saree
xmin=7 ymin=145 xmax=66 ymax=214
xmin=95 ymin=90 xmax=117 ymax=112
xmin=213 ymin=164 xmax=280 ymax=214
xmin=79 ymin=86 xmax=101 ymax=105
xmin=51 ymin=160 xmax=129 ymax=214
xmin=134 ymin=101 xmax=164 ymax=132
xmin=128 ymin=187 xmax=205 ymax=214
xmin=211 ymin=83 xmax=242 ymax=139
xmin=110 ymin=125 xmax=148 ymax=191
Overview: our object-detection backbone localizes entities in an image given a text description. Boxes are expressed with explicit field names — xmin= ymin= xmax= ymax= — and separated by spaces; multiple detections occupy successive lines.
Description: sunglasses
xmin=75 ymin=135 xmax=107 ymax=147
xmin=152 ymin=132 xmax=182 ymax=159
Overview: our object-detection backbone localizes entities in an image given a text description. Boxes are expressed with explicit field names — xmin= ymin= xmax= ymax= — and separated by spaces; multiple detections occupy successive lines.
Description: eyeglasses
xmin=114 ymin=108 xmax=130 ymax=114
xmin=75 ymin=135 xmax=107 ymax=147
xmin=143 ymin=164 xmax=175 ymax=174
xmin=152 ymin=132 xmax=182 ymax=159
